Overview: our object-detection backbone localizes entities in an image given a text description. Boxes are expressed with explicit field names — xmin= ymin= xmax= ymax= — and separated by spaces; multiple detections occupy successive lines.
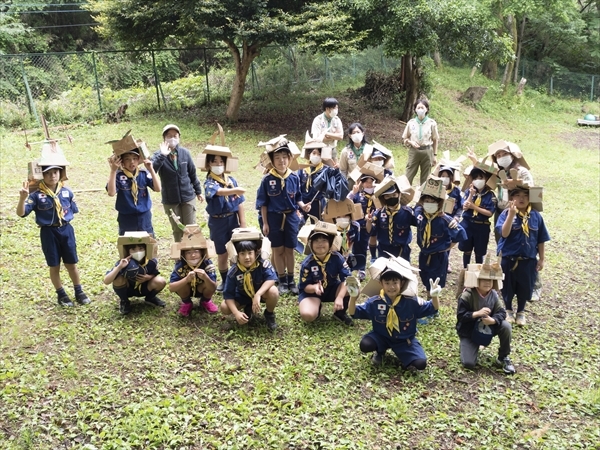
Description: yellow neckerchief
xmin=269 ymin=168 xmax=292 ymax=190
xmin=385 ymin=204 xmax=401 ymax=243
xmin=39 ymin=180 xmax=65 ymax=225
xmin=337 ymin=226 xmax=349 ymax=254
xmin=303 ymin=162 xmax=324 ymax=190
xmin=133 ymin=257 xmax=148 ymax=292
xmin=182 ymin=255 xmax=206 ymax=291
xmin=313 ymin=252 xmax=332 ymax=289
xmin=209 ymin=171 xmax=233 ymax=188
xmin=380 ymin=289 xmax=403 ymax=335
xmin=236 ymin=260 xmax=260 ymax=299
xmin=472 ymin=190 xmax=483 ymax=217
xmin=364 ymin=192 xmax=374 ymax=213
xmin=121 ymin=167 xmax=140 ymax=205
xmin=518 ymin=204 xmax=532 ymax=237
xmin=423 ymin=212 xmax=437 ymax=248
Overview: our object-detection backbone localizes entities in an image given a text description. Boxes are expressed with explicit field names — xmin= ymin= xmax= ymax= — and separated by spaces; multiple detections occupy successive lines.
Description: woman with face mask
xmin=339 ymin=123 xmax=373 ymax=186
xmin=152 ymin=124 xmax=204 ymax=242
xmin=459 ymin=167 xmax=498 ymax=269
xmin=203 ymin=152 xmax=247 ymax=292
xmin=402 ymin=99 xmax=440 ymax=186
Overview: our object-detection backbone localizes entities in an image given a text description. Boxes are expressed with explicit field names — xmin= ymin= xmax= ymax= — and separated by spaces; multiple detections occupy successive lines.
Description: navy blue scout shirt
xmin=413 ymin=205 xmax=467 ymax=253
xmin=170 ymin=258 xmax=217 ymax=284
xmin=297 ymin=166 xmax=330 ymax=204
xmin=22 ymin=186 xmax=78 ymax=226
xmin=461 ymin=189 xmax=497 ymax=222
xmin=298 ymin=251 xmax=351 ymax=291
xmin=107 ymin=258 xmax=159 ymax=286
xmin=255 ymin=172 xmax=302 ymax=213
xmin=222 ymin=259 xmax=278 ymax=305
xmin=109 ymin=169 xmax=154 ymax=214
xmin=353 ymin=294 xmax=436 ymax=341
xmin=152 ymin=146 xmax=202 ymax=204
xmin=446 ymin=185 xmax=464 ymax=220
xmin=370 ymin=206 xmax=415 ymax=246
xmin=204 ymin=175 xmax=245 ymax=216
xmin=495 ymin=209 xmax=550 ymax=259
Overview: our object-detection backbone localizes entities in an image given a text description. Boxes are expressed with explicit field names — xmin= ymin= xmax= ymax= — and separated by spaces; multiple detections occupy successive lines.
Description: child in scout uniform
xmin=432 ymin=151 xmax=465 ymax=222
xmin=106 ymin=131 xmax=161 ymax=236
xmin=220 ymin=228 xmax=279 ymax=331
xmin=298 ymin=221 xmax=353 ymax=325
xmin=456 ymin=258 xmax=515 ymax=374
xmin=496 ymin=186 xmax=549 ymax=326
xmin=414 ymin=176 xmax=466 ymax=292
xmin=366 ymin=143 xmax=395 ymax=178
xmin=321 ymin=198 xmax=362 ymax=273
xmin=366 ymin=175 xmax=415 ymax=262
xmin=103 ymin=232 xmax=166 ymax=315
xmin=459 ymin=162 xmax=498 ymax=268
xmin=255 ymin=135 xmax=309 ymax=295
xmin=349 ymin=256 xmax=441 ymax=370
xmin=297 ymin=131 xmax=334 ymax=220
xmin=200 ymin=124 xmax=246 ymax=292
xmin=347 ymin=165 xmax=384 ymax=280
xmin=169 ymin=225 xmax=219 ymax=316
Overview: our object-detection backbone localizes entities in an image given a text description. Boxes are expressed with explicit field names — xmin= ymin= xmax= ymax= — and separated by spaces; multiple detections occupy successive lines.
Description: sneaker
xmin=357 ymin=270 xmax=366 ymax=282
xmin=75 ymin=292 xmax=91 ymax=305
xmin=264 ymin=310 xmax=277 ymax=332
xmin=145 ymin=296 xmax=166 ymax=307
xmin=178 ymin=302 xmax=193 ymax=317
xmin=288 ymin=281 xmax=299 ymax=295
xmin=333 ymin=310 xmax=354 ymax=326
xmin=57 ymin=294 xmax=74 ymax=307
xmin=496 ymin=356 xmax=516 ymax=375
xmin=199 ymin=299 xmax=218 ymax=314
xmin=119 ymin=298 xmax=131 ymax=315
xmin=530 ymin=288 xmax=541 ymax=302
xmin=516 ymin=312 xmax=526 ymax=326
xmin=506 ymin=310 xmax=515 ymax=324
xmin=278 ymin=281 xmax=289 ymax=295
xmin=371 ymin=352 xmax=383 ymax=366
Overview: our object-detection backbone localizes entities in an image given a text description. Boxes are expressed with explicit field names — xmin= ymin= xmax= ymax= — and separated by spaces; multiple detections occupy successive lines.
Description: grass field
xmin=0 ymin=65 xmax=599 ymax=449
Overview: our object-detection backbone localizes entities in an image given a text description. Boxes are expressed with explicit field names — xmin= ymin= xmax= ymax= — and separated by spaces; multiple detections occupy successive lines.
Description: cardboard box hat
xmin=487 ymin=139 xmax=530 ymax=170
xmin=117 ymin=231 xmax=158 ymax=260
xmin=461 ymin=158 xmax=499 ymax=191
xmin=507 ymin=184 xmax=544 ymax=212
xmin=197 ymin=123 xmax=238 ymax=173
xmin=170 ymin=224 xmax=216 ymax=259
xmin=372 ymin=175 xmax=414 ymax=208
xmin=321 ymin=198 xmax=363 ymax=223
xmin=226 ymin=227 xmax=272 ymax=264
xmin=361 ymin=255 xmax=420 ymax=298
xmin=301 ymin=220 xmax=342 ymax=255
xmin=348 ymin=161 xmax=386 ymax=184
xmin=106 ymin=130 xmax=150 ymax=158
xmin=301 ymin=131 xmax=334 ymax=164
xmin=433 ymin=150 xmax=466 ymax=184
xmin=463 ymin=256 xmax=504 ymax=290
xmin=358 ymin=141 xmax=395 ymax=169
xmin=257 ymin=135 xmax=301 ymax=172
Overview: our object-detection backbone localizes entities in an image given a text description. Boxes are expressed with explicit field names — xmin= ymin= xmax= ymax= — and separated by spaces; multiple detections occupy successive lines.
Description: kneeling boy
xmin=103 ymin=232 xmax=166 ymax=315
xmin=220 ymin=228 xmax=279 ymax=331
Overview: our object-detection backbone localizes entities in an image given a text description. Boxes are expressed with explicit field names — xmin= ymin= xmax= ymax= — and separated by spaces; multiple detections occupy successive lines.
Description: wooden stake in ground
xmin=516 ymin=78 xmax=527 ymax=95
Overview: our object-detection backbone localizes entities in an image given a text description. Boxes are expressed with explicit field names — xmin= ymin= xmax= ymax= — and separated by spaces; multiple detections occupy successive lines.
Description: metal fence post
xmin=550 ymin=76 xmax=553 ymax=95
xmin=151 ymin=49 xmax=161 ymax=110
xmin=353 ymin=54 xmax=356 ymax=79
xmin=203 ymin=48 xmax=210 ymax=104
xmin=591 ymin=75 xmax=595 ymax=101
xmin=92 ymin=51 xmax=103 ymax=112
xmin=20 ymin=55 xmax=40 ymax=125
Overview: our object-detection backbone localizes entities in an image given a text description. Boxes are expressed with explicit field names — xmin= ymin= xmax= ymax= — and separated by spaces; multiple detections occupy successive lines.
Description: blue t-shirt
xmin=22 ymin=186 xmax=78 ymax=226
xmin=413 ymin=205 xmax=467 ymax=253
xmin=495 ymin=208 xmax=550 ymax=259
xmin=370 ymin=205 xmax=415 ymax=246
xmin=222 ymin=259 xmax=278 ymax=305
xmin=255 ymin=172 xmax=302 ymax=213
xmin=204 ymin=174 xmax=245 ymax=216
xmin=109 ymin=169 xmax=155 ymax=214
xmin=298 ymin=252 xmax=351 ymax=292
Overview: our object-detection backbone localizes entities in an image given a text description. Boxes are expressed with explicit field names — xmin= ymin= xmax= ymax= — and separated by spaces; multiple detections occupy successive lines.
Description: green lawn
xmin=0 ymin=66 xmax=599 ymax=449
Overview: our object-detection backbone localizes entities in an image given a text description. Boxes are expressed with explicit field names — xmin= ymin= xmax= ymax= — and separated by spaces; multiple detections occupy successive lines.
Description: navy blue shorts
xmin=501 ymin=257 xmax=536 ymax=312
xmin=352 ymin=225 xmax=369 ymax=270
xmin=40 ymin=223 xmax=78 ymax=267
xmin=209 ymin=213 xmax=240 ymax=254
xmin=458 ymin=220 xmax=491 ymax=256
xmin=298 ymin=280 xmax=342 ymax=303
xmin=266 ymin=211 xmax=300 ymax=248
xmin=365 ymin=331 xmax=426 ymax=368
xmin=117 ymin=210 xmax=154 ymax=236
xmin=378 ymin=243 xmax=411 ymax=263
xmin=419 ymin=251 xmax=449 ymax=289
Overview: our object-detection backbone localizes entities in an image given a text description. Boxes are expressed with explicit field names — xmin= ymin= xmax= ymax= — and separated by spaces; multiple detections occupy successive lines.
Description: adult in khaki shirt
xmin=402 ymin=99 xmax=439 ymax=186
xmin=311 ymin=97 xmax=343 ymax=163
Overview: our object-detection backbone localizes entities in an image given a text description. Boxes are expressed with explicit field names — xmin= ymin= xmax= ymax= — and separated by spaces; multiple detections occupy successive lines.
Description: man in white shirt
xmin=311 ymin=97 xmax=343 ymax=164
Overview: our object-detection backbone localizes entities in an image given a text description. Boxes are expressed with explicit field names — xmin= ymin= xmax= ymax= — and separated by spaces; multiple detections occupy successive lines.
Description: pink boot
xmin=199 ymin=298 xmax=218 ymax=314
xmin=178 ymin=302 xmax=193 ymax=317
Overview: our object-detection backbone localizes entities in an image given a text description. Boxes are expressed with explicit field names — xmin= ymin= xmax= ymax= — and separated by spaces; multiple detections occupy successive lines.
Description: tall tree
xmin=87 ymin=0 xmax=364 ymax=121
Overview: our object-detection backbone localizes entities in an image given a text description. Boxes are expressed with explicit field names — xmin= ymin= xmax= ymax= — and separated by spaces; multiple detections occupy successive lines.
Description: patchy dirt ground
xmin=557 ymin=128 xmax=600 ymax=150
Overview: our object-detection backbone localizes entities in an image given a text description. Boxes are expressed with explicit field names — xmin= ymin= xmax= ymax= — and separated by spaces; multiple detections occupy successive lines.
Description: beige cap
xmin=162 ymin=123 xmax=181 ymax=137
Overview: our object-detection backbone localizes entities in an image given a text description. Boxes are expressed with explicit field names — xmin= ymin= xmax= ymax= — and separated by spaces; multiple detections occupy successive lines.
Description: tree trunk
xmin=513 ymin=16 xmax=526 ymax=83
xmin=433 ymin=50 xmax=442 ymax=68
xmin=401 ymin=54 xmax=420 ymax=122
xmin=225 ymin=40 xmax=261 ymax=122
xmin=482 ymin=60 xmax=498 ymax=80
xmin=501 ymin=14 xmax=517 ymax=89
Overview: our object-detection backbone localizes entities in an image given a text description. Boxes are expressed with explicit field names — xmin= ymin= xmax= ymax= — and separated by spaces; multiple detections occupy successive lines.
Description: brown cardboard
xmin=198 ymin=153 xmax=239 ymax=173
xmin=463 ymin=258 xmax=504 ymax=290
xmin=362 ymin=255 xmax=419 ymax=297
xmin=373 ymin=175 xmax=414 ymax=208
xmin=421 ymin=176 xmax=446 ymax=200
xmin=348 ymin=162 xmax=385 ymax=183
xmin=257 ymin=138 xmax=301 ymax=171
xmin=322 ymin=199 xmax=363 ymax=222
xmin=225 ymin=227 xmax=271 ymax=264
xmin=529 ymin=186 xmax=543 ymax=212
xmin=170 ymin=225 xmax=216 ymax=259
xmin=116 ymin=232 xmax=158 ymax=260
xmin=107 ymin=130 xmax=139 ymax=156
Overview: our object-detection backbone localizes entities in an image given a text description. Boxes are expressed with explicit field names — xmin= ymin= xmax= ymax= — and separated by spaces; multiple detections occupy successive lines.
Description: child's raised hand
xmin=507 ymin=200 xmax=518 ymax=216
xmin=159 ymin=141 xmax=170 ymax=156
xmin=352 ymin=181 xmax=362 ymax=195
xmin=108 ymin=155 xmax=121 ymax=170
xmin=143 ymin=158 xmax=153 ymax=171
xmin=429 ymin=277 xmax=441 ymax=298
xmin=19 ymin=181 xmax=29 ymax=199
xmin=466 ymin=147 xmax=478 ymax=164
xmin=119 ymin=255 xmax=131 ymax=269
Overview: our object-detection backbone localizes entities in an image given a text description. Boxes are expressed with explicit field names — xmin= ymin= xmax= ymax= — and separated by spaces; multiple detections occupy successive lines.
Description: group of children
xmin=17 ymin=102 xmax=549 ymax=375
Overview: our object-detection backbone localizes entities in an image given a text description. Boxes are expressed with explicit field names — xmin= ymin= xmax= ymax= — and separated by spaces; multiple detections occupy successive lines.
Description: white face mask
xmin=423 ymin=203 xmax=438 ymax=214
xmin=371 ymin=160 xmax=384 ymax=167
xmin=336 ymin=218 xmax=350 ymax=229
xmin=473 ymin=179 xmax=486 ymax=191
xmin=496 ymin=155 xmax=513 ymax=169
xmin=363 ymin=187 xmax=375 ymax=194
xmin=166 ymin=137 xmax=179 ymax=149
xmin=441 ymin=177 xmax=450 ymax=186
xmin=310 ymin=154 xmax=322 ymax=165
xmin=350 ymin=133 xmax=363 ymax=144
xmin=131 ymin=250 xmax=145 ymax=262
xmin=416 ymin=108 xmax=427 ymax=119
xmin=211 ymin=165 xmax=225 ymax=176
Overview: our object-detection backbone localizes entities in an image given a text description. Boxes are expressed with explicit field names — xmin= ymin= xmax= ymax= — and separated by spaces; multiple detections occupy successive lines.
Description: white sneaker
xmin=506 ymin=310 xmax=515 ymax=324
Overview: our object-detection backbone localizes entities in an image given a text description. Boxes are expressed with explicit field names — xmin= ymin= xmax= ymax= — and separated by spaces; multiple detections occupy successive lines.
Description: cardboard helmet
xmin=106 ymin=130 xmax=149 ymax=159
xmin=198 ymin=123 xmax=238 ymax=173
xmin=226 ymin=227 xmax=271 ymax=265
xmin=116 ymin=231 xmax=159 ymax=261
xmin=170 ymin=225 xmax=216 ymax=260
xmin=487 ymin=139 xmax=529 ymax=170
xmin=257 ymin=135 xmax=301 ymax=172
xmin=361 ymin=254 xmax=420 ymax=298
